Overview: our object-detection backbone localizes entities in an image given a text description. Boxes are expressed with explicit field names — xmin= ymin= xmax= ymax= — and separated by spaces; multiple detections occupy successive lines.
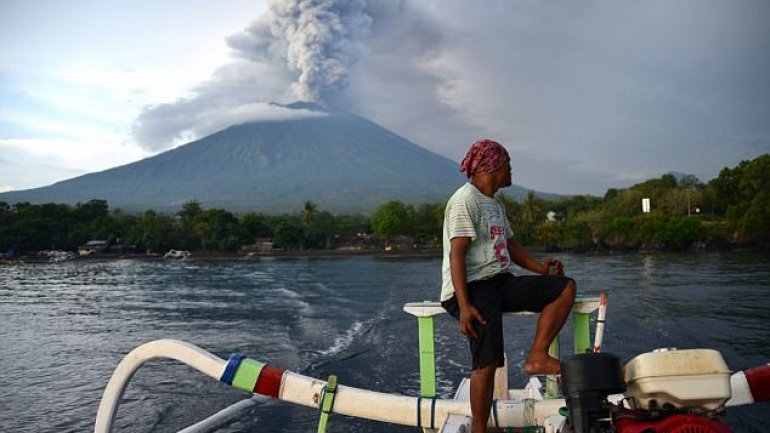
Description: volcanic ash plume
xmin=268 ymin=0 xmax=372 ymax=103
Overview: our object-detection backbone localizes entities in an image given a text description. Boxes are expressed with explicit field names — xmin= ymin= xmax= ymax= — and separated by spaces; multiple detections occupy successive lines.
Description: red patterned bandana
xmin=459 ymin=139 xmax=510 ymax=178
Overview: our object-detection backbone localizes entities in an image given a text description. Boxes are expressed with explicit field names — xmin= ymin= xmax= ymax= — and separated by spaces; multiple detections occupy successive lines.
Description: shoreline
xmin=3 ymin=244 xmax=764 ymax=265
xmin=3 ymin=248 xmax=444 ymax=263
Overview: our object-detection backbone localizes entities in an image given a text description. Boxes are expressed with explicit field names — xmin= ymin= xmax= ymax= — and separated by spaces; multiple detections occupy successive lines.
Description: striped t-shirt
xmin=441 ymin=183 xmax=513 ymax=301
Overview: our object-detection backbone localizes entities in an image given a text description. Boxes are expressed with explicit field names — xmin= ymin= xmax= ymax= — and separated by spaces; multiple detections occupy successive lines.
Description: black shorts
xmin=441 ymin=272 xmax=573 ymax=370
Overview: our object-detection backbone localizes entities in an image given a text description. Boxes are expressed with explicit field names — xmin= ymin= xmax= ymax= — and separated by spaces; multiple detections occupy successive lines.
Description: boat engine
xmin=613 ymin=348 xmax=735 ymax=433
xmin=561 ymin=352 xmax=625 ymax=433
xmin=561 ymin=349 xmax=736 ymax=433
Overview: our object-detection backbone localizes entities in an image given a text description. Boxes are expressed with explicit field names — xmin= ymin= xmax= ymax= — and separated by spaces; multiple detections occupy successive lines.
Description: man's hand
xmin=449 ymin=236 xmax=482 ymax=339
xmin=544 ymin=258 xmax=564 ymax=275
xmin=459 ymin=304 xmax=486 ymax=340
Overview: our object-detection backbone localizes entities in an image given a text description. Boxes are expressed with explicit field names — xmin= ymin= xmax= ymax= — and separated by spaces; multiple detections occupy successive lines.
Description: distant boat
xmin=38 ymin=250 xmax=76 ymax=262
xmin=163 ymin=250 xmax=191 ymax=260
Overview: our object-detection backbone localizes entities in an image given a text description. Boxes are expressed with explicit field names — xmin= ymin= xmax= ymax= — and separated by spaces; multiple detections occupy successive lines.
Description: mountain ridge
xmin=1 ymin=107 xmax=559 ymax=213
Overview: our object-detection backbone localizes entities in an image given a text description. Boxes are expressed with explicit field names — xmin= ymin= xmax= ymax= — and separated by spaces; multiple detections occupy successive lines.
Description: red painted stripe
xmin=253 ymin=364 xmax=285 ymax=398
xmin=746 ymin=365 xmax=770 ymax=402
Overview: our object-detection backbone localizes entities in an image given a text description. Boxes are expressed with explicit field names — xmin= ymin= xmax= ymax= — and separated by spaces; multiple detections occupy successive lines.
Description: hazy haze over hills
xmin=0 ymin=104 xmax=556 ymax=214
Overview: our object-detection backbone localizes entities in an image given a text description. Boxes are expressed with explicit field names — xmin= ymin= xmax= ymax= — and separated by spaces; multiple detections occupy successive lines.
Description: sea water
xmin=1 ymin=252 xmax=769 ymax=432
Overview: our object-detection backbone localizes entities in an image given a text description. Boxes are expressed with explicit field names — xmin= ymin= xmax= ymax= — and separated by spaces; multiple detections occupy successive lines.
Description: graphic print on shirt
xmin=490 ymin=225 xmax=510 ymax=266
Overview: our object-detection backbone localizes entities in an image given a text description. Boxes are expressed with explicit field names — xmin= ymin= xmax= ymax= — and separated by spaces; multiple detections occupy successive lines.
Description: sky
xmin=1 ymin=0 xmax=769 ymax=196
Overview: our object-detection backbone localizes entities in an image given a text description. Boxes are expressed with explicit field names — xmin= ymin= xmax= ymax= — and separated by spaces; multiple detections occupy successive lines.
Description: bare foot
xmin=523 ymin=354 xmax=561 ymax=375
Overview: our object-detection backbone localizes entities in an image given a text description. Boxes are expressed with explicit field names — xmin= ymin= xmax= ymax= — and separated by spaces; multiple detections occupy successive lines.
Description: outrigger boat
xmin=95 ymin=293 xmax=769 ymax=433
xmin=39 ymin=249 xmax=76 ymax=262
xmin=164 ymin=249 xmax=192 ymax=260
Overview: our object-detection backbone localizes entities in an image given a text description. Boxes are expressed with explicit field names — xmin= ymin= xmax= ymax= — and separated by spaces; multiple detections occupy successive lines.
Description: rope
xmin=317 ymin=375 xmax=338 ymax=433
xmin=416 ymin=396 xmax=422 ymax=428
xmin=416 ymin=395 xmax=438 ymax=429
xmin=318 ymin=385 xmax=337 ymax=414
xmin=430 ymin=395 xmax=437 ymax=429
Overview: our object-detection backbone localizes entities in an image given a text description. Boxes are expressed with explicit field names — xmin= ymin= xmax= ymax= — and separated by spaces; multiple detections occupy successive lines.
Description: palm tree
xmin=523 ymin=191 xmax=544 ymax=226
xmin=299 ymin=201 xmax=318 ymax=251
xmin=302 ymin=201 xmax=317 ymax=227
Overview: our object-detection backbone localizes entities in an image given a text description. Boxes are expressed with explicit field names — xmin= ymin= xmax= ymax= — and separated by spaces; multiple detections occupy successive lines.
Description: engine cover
xmin=624 ymin=348 xmax=731 ymax=412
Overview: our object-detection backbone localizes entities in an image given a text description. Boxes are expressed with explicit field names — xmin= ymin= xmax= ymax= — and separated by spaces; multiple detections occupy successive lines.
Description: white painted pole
xmin=593 ymin=291 xmax=608 ymax=352
xmin=279 ymin=370 xmax=566 ymax=429
xmin=94 ymin=340 xmax=227 ymax=433
xmin=94 ymin=339 xmax=569 ymax=432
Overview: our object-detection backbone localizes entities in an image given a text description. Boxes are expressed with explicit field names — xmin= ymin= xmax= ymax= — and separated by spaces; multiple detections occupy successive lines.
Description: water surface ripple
xmin=1 ymin=253 xmax=768 ymax=432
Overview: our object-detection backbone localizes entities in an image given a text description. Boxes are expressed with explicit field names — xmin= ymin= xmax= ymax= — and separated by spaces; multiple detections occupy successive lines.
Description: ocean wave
xmin=317 ymin=320 xmax=369 ymax=356
xmin=274 ymin=286 xmax=312 ymax=312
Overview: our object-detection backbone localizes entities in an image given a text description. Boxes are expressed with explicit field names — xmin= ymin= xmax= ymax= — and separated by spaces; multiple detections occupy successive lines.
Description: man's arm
xmin=450 ymin=236 xmax=486 ymax=340
xmin=507 ymin=237 xmax=562 ymax=275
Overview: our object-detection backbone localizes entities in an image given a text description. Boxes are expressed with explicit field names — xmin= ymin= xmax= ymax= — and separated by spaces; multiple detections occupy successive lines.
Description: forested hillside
xmin=1 ymin=155 xmax=767 ymax=256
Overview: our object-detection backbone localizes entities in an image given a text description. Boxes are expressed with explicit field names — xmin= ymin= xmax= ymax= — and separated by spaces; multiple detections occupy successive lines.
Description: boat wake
xmin=317 ymin=320 xmax=369 ymax=356
xmin=300 ymin=318 xmax=379 ymax=374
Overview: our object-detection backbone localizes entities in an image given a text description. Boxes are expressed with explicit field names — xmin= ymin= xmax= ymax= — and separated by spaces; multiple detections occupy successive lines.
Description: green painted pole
xmin=545 ymin=336 xmax=560 ymax=399
xmin=418 ymin=316 xmax=437 ymax=397
xmin=573 ymin=312 xmax=591 ymax=354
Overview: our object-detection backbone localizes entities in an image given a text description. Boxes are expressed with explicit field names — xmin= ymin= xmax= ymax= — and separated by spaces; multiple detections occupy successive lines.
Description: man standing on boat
xmin=441 ymin=139 xmax=576 ymax=433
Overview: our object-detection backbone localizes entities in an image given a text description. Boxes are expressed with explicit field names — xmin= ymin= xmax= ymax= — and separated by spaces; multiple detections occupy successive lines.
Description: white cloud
xmin=1 ymin=137 xmax=148 ymax=174
xmin=134 ymin=100 xmax=328 ymax=150
xmin=0 ymin=0 xmax=269 ymax=190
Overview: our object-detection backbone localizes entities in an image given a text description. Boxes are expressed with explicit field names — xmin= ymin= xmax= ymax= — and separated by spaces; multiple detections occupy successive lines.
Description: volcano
xmin=0 ymin=104 xmax=550 ymax=213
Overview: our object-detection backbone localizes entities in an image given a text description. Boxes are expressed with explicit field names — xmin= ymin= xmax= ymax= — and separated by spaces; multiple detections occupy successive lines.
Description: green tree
xmin=272 ymin=218 xmax=304 ymax=250
xmin=604 ymin=188 xmax=620 ymax=201
xmin=737 ymin=191 xmax=770 ymax=244
xmin=708 ymin=154 xmax=770 ymax=217
xmin=679 ymin=174 xmax=702 ymax=189
xmin=547 ymin=195 xmax=603 ymax=219
xmin=177 ymin=201 xmax=204 ymax=250
xmin=410 ymin=203 xmax=444 ymax=244
xmin=561 ymin=219 xmax=594 ymax=249
xmin=522 ymin=191 xmax=544 ymax=226
xmin=107 ymin=210 xmax=139 ymax=246
xmin=604 ymin=188 xmax=643 ymax=217
xmin=193 ymin=208 xmax=243 ymax=251
xmin=303 ymin=210 xmax=340 ymax=249
xmin=600 ymin=216 xmax=635 ymax=248
xmin=658 ymin=216 xmax=706 ymax=247
xmin=738 ymin=155 xmax=770 ymax=200
xmin=299 ymin=201 xmax=320 ymax=249
xmin=333 ymin=214 xmax=371 ymax=247
xmin=130 ymin=210 xmax=177 ymax=253
xmin=74 ymin=199 xmax=109 ymax=222
xmin=178 ymin=201 xmax=203 ymax=224
xmin=511 ymin=191 xmax=545 ymax=245
xmin=370 ymin=200 xmax=409 ymax=241
xmin=660 ymin=188 xmax=689 ymax=216
xmin=240 ymin=212 xmax=273 ymax=239
xmin=536 ymin=221 xmax=562 ymax=250
xmin=633 ymin=214 xmax=666 ymax=244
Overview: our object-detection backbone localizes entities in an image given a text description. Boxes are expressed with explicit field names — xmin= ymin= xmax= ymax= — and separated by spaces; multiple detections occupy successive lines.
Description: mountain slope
xmin=1 ymin=106 xmax=554 ymax=213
